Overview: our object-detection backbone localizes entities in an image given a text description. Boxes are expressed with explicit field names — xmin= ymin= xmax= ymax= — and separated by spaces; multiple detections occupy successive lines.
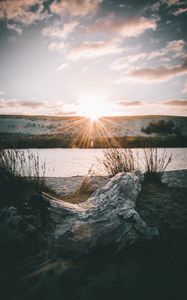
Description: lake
xmin=23 ymin=148 xmax=187 ymax=177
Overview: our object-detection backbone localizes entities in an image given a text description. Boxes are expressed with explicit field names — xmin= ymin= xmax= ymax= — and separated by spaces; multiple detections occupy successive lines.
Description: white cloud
xmin=111 ymin=39 xmax=186 ymax=72
xmin=87 ymin=15 xmax=157 ymax=38
xmin=7 ymin=23 xmax=23 ymax=34
xmin=55 ymin=63 xmax=70 ymax=72
xmin=165 ymin=39 xmax=185 ymax=53
xmin=48 ymin=42 xmax=66 ymax=53
xmin=0 ymin=0 xmax=47 ymax=24
xmin=67 ymin=39 xmax=122 ymax=60
xmin=42 ymin=21 xmax=79 ymax=40
xmin=173 ymin=7 xmax=187 ymax=15
xmin=50 ymin=0 xmax=103 ymax=17
xmin=0 ymin=90 xmax=6 ymax=95
xmin=128 ymin=56 xmax=187 ymax=82
xmin=111 ymin=53 xmax=147 ymax=71
xmin=182 ymin=80 xmax=187 ymax=93
xmin=162 ymin=0 xmax=184 ymax=6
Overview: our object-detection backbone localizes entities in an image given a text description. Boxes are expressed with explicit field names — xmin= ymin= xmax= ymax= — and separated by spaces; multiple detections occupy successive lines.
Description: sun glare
xmin=77 ymin=95 xmax=107 ymax=121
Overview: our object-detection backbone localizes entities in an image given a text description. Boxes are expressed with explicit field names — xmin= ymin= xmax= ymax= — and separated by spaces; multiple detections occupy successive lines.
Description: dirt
xmin=60 ymin=193 xmax=89 ymax=204
xmin=136 ymin=177 xmax=187 ymax=298
xmin=1 ymin=171 xmax=187 ymax=300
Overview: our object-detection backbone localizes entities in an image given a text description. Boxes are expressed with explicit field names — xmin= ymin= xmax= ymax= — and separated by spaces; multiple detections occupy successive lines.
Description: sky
xmin=0 ymin=0 xmax=187 ymax=116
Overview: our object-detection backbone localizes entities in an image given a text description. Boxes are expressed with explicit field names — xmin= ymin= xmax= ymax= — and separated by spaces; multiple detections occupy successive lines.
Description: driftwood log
xmin=0 ymin=171 xmax=161 ymax=300
xmin=47 ymin=171 xmax=159 ymax=257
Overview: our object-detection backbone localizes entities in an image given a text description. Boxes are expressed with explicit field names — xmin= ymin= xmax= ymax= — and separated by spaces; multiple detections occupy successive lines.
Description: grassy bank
xmin=0 ymin=133 xmax=187 ymax=148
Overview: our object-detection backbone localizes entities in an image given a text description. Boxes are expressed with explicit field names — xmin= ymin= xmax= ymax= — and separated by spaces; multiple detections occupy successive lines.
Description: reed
xmin=0 ymin=149 xmax=48 ymax=207
xmin=0 ymin=149 xmax=46 ymax=186
xmin=143 ymin=147 xmax=172 ymax=179
xmin=92 ymin=147 xmax=172 ymax=179
xmin=91 ymin=148 xmax=138 ymax=177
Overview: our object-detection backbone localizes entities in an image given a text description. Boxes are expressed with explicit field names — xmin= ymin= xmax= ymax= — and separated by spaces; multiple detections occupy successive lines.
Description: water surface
xmin=24 ymin=148 xmax=187 ymax=177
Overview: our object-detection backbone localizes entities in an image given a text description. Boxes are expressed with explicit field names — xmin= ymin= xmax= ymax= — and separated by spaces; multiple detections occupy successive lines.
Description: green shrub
xmin=141 ymin=120 xmax=181 ymax=135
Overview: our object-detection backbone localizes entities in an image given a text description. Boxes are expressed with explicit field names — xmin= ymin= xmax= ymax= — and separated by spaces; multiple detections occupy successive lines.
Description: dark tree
xmin=141 ymin=120 xmax=181 ymax=135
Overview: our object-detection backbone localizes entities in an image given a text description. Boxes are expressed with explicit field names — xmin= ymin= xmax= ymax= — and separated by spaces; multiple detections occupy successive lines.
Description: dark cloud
xmin=0 ymin=98 xmax=75 ymax=115
xmin=119 ymin=101 xmax=142 ymax=106
xmin=129 ymin=56 xmax=187 ymax=81
xmin=54 ymin=110 xmax=77 ymax=116
xmin=163 ymin=99 xmax=187 ymax=105
xmin=0 ymin=99 xmax=45 ymax=109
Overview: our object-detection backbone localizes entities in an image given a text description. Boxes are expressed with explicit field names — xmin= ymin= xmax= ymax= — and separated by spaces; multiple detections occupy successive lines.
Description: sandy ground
xmin=161 ymin=169 xmax=187 ymax=188
xmin=45 ymin=176 xmax=84 ymax=197
xmin=45 ymin=170 xmax=187 ymax=198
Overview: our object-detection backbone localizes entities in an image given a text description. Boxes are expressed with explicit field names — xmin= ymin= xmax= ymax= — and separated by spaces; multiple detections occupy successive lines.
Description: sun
xmin=77 ymin=95 xmax=107 ymax=121
xmin=83 ymin=108 xmax=102 ymax=121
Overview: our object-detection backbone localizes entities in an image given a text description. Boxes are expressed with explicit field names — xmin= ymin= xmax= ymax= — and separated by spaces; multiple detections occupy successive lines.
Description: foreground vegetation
xmin=0 ymin=149 xmax=50 ymax=208
xmin=0 ymin=146 xmax=186 ymax=300
xmin=91 ymin=147 xmax=172 ymax=180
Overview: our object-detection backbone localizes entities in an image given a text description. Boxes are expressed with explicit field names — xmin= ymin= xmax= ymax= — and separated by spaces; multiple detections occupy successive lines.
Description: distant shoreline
xmin=1 ymin=133 xmax=187 ymax=148
xmin=1 ymin=114 xmax=187 ymax=148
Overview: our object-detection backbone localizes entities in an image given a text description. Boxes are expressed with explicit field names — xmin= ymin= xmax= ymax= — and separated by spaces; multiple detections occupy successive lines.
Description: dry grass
xmin=91 ymin=148 xmax=138 ymax=177
xmin=60 ymin=193 xmax=89 ymax=204
xmin=92 ymin=147 xmax=172 ymax=179
xmin=0 ymin=149 xmax=49 ymax=207
xmin=143 ymin=147 xmax=172 ymax=179
xmin=0 ymin=149 xmax=46 ymax=187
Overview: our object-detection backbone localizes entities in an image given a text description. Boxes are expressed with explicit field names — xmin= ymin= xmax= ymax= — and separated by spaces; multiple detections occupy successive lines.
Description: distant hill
xmin=0 ymin=115 xmax=187 ymax=148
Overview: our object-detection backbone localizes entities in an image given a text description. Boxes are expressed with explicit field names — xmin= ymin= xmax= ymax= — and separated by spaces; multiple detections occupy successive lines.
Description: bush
xmin=141 ymin=120 xmax=181 ymax=135
xmin=92 ymin=147 xmax=172 ymax=180
xmin=0 ymin=149 xmax=48 ymax=207
xmin=143 ymin=147 xmax=172 ymax=179
xmin=91 ymin=148 xmax=138 ymax=177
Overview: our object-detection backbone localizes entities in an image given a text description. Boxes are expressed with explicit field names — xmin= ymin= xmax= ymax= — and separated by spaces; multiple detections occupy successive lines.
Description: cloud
xmin=164 ymin=39 xmax=185 ymax=54
xmin=7 ymin=23 xmax=23 ymax=34
xmin=128 ymin=56 xmax=187 ymax=82
xmin=0 ymin=0 xmax=47 ymax=24
xmin=50 ymin=0 xmax=102 ymax=17
xmin=162 ymin=0 xmax=183 ymax=6
xmin=48 ymin=42 xmax=66 ymax=53
xmin=182 ymin=80 xmax=187 ymax=93
xmin=0 ymin=99 xmax=75 ymax=115
xmin=0 ymin=99 xmax=45 ymax=109
xmin=55 ymin=63 xmax=70 ymax=72
xmin=163 ymin=100 xmax=187 ymax=105
xmin=0 ymin=90 xmax=6 ymax=95
xmin=115 ymin=99 xmax=187 ymax=116
xmin=111 ymin=52 xmax=147 ymax=71
xmin=42 ymin=21 xmax=78 ymax=40
xmin=87 ymin=15 xmax=157 ymax=38
xmin=53 ymin=110 xmax=77 ymax=116
xmin=148 ymin=39 xmax=185 ymax=60
xmin=111 ymin=39 xmax=185 ymax=72
xmin=173 ymin=7 xmax=187 ymax=15
xmin=119 ymin=101 xmax=142 ymax=106
xmin=67 ymin=39 xmax=122 ymax=60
